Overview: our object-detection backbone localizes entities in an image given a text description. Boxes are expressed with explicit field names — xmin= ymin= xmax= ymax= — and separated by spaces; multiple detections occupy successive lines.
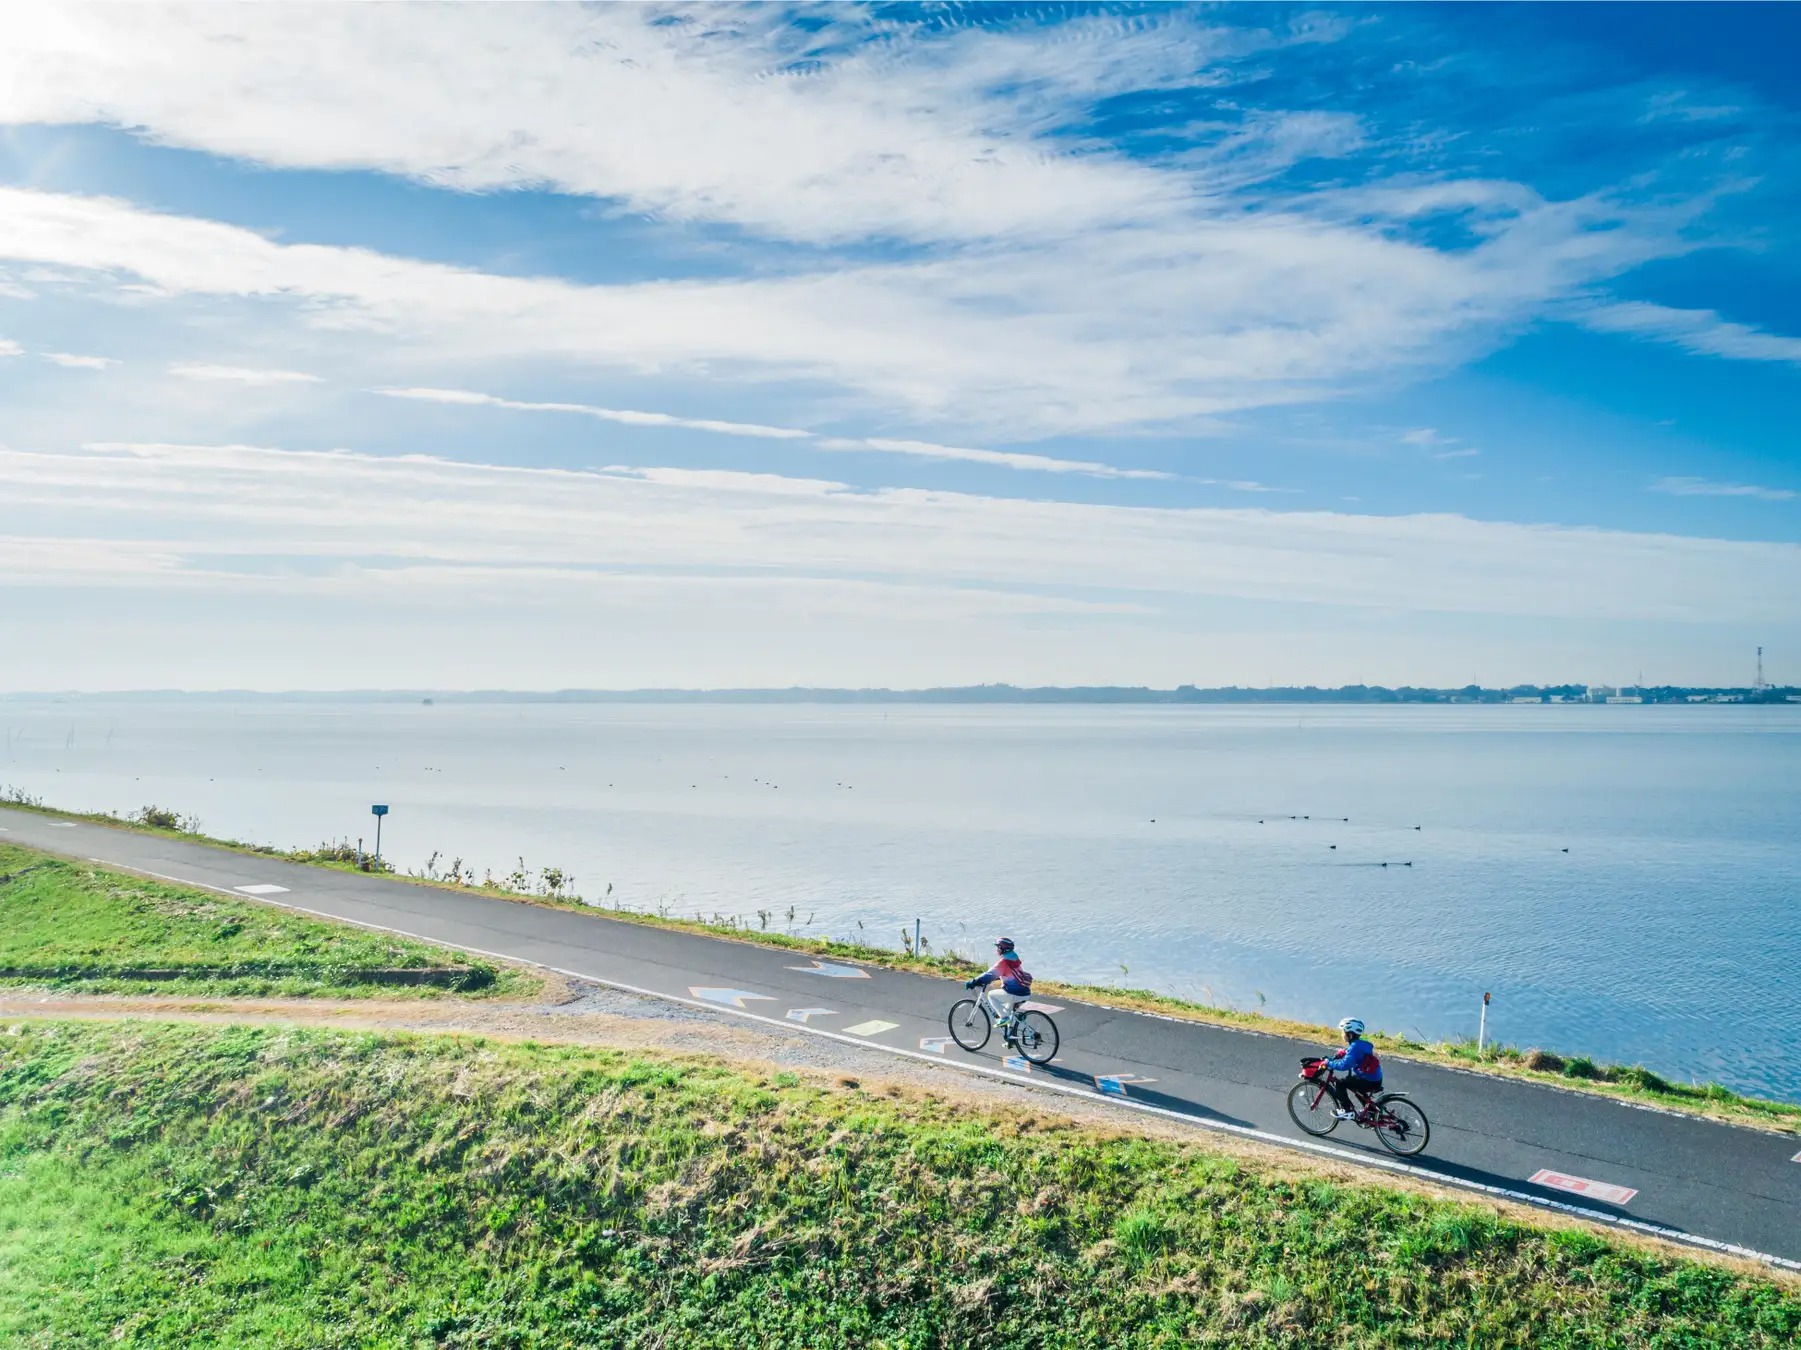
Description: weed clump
xmin=131 ymin=804 xmax=197 ymax=832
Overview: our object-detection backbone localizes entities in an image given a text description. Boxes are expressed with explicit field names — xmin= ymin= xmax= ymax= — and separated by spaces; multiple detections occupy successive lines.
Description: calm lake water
xmin=4 ymin=699 xmax=1797 ymax=1100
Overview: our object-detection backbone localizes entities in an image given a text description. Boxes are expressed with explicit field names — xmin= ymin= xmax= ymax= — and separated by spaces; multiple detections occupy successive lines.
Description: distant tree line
xmin=15 ymin=684 xmax=1797 ymax=705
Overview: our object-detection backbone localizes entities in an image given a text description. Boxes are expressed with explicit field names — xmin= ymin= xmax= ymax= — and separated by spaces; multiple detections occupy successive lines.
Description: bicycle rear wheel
xmin=948 ymin=998 xmax=992 ymax=1052
xmin=1372 ymin=1095 xmax=1430 ymax=1156
xmin=1287 ymin=1080 xmax=1339 ymax=1136
xmin=1016 ymin=1010 xmax=1059 ymax=1064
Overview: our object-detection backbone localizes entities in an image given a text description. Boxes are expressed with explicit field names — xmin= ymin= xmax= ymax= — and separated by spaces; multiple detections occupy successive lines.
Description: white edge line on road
xmin=65 ymin=862 xmax=1801 ymax=1275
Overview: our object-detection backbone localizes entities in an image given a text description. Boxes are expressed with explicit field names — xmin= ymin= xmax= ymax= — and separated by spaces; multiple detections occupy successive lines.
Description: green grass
xmin=6 ymin=793 xmax=1797 ymax=1131
xmin=0 ymin=1022 xmax=1793 ymax=1349
xmin=0 ymin=843 xmax=532 ymax=999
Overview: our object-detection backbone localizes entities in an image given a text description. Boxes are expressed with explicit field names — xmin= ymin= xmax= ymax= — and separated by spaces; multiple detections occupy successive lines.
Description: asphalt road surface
xmin=4 ymin=805 xmax=1796 ymax=1269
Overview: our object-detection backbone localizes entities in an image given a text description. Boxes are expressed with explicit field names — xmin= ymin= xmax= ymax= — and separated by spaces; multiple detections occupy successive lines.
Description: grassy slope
xmin=5 ymin=797 xmax=1796 ymax=1131
xmin=0 ymin=1023 xmax=1794 ymax=1349
xmin=0 ymin=843 xmax=533 ymax=999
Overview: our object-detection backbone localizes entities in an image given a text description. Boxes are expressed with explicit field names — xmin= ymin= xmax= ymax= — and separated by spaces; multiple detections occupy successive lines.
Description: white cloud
xmin=0 ymin=5 xmax=1295 ymax=249
xmin=169 ymin=363 xmax=321 ymax=384
xmin=817 ymin=437 xmax=1171 ymax=480
xmin=0 ymin=338 xmax=21 ymax=357
xmin=43 ymin=352 xmax=116 ymax=369
xmin=1401 ymin=428 xmax=1453 ymax=447
xmin=378 ymin=386 xmax=1166 ymax=477
xmin=1433 ymin=448 xmax=1480 ymax=460
xmin=1 ymin=441 xmax=1794 ymax=627
xmin=0 ymin=185 xmax=1679 ymax=437
xmin=1580 ymin=302 xmax=1801 ymax=366
xmin=0 ymin=3 xmax=1710 ymax=437
xmin=376 ymin=387 xmax=811 ymax=441
xmin=1651 ymin=476 xmax=1796 ymax=503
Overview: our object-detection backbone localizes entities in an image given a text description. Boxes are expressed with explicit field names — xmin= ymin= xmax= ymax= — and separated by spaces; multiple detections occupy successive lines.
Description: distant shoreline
xmin=4 ymin=683 xmax=1796 ymax=706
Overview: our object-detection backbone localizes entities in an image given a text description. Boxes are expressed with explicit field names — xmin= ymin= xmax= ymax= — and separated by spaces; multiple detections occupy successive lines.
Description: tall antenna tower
xmin=1754 ymin=646 xmax=1767 ymax=693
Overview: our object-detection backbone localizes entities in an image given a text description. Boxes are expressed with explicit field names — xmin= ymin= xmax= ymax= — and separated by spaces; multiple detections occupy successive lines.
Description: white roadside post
xmin=1479 ymin=990 xmax=1492 ymax=1054
xmin=371 ymin=803 xmax=388 ymax=868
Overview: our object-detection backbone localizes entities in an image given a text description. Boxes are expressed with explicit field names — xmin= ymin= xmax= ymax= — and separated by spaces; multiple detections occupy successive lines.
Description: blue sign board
xmin=371 ymin=804 xmax=389 ymax=816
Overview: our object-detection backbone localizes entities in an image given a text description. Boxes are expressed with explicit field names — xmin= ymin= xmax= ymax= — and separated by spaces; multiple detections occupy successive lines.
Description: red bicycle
xmin=1287 ymin=1057 xmax=1430 ymax=1157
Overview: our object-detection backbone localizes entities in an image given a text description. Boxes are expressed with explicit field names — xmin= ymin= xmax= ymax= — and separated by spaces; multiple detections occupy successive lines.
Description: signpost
xmin=1478 ymin=990 xmax=1492 ymax=1054
xmin=371 ymin=804 xmax=388 ymax=867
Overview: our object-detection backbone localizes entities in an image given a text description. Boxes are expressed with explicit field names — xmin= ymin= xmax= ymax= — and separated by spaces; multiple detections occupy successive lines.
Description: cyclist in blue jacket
xmin=1321 ymin=1017 xmax=1383 ymax=1120
xmin=964 ymin=937 xmax=1033 ymax=1043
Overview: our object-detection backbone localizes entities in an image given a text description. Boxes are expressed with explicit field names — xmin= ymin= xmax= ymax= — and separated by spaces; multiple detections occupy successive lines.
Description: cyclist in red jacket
xmin=965 ymin=937 xmax=1034 ymax=1044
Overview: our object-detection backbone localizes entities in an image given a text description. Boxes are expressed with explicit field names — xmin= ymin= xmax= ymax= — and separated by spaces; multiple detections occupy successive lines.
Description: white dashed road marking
xmin=1021 ymin=1001 xmax=1065 ymax=1013
xmin=1529 ymin=1169 xmax=1638 ymax=1206
xmin=785 ymin=960 xmax=870 ymax=979
xmin=840 ymin=1019 xmax=899 ymax=1037
xmin=235 ymin=883 xmax=290 ymax=896
xmin=49 ymin=822 xmax=75 ymax=828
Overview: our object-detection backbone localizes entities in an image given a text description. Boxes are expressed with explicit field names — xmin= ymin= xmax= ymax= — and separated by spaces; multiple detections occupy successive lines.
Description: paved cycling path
xmin=4 ymin=805 xmax=1797 ymax=1269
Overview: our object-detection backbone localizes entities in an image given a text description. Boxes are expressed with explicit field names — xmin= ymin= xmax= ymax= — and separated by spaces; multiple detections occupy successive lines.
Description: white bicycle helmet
xmin=1338 ymin=1017 xmax=1365 ymax=1036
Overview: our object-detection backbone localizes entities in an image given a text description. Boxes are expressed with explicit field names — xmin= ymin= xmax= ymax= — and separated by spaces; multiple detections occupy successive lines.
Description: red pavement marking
xmin=1529 ymin=1169 xmax=1637 ymax=1206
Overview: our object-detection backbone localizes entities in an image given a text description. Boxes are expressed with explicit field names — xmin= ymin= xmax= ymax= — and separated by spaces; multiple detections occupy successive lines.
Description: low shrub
xmin=131 ymin=804 xmax=196 ymax=832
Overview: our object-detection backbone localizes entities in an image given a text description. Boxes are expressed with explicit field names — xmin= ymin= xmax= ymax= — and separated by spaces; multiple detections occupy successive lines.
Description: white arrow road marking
xmin=689 ymin=987 xmax=777 ymax=1010
xmin=1095 ymin=1073 xmax=1159 ymax=1098
xmin=786 ymin=1007 xmax=836 ymax=1024
xmin=235 ymin=884 xmax=290 ymax=896
xmin=919 ymin=1036 xmax=952 ymax=1054
xmin=1021 ymin=1001 xmax=1064 ymax=1013
xmin=1002 ymin=1055 xmax=1031 ymax=1073
xmin=1529 ymin=1169 xmax=1638 ymax=1206
xmin=785 ymin=960 xmax=870 ymax=979
xmin=841 ymin=1019 xmax=899 ymax=1037
xmin=49 ymin=822 xmax=75 ymax=828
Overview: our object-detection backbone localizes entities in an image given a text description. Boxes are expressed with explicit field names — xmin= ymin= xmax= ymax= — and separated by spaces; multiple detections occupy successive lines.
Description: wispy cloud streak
xmin=1651 ymin=476 xmax=1796 ymax=503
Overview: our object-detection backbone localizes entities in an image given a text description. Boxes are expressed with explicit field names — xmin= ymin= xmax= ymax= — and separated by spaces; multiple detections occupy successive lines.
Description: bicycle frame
xmin=973 ymin=987 xmax=1026 ymax=1026
xmin=1300 ymin=1061 xmax=1375 ymax=1112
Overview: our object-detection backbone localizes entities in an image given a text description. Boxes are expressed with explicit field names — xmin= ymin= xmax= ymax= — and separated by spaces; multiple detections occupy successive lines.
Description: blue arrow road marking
xmin=688 ymin=987 xmax=777 ymax=1010
xmin=1096 ymin=1073 xmax=1158 ymax=1097
xmin=919 ymin=1037 xmax=952 ymax=1053
xmin=785 ymin=960 xmax=870 ymax=979
xmin=1002 ymin=1055 xmax=1031 ymax=1073
xmin=786 ymin=1007 xmax=836 ymax=1024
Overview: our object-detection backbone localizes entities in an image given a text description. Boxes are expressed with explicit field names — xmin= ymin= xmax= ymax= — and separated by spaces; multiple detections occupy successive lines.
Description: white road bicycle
xmin=947 ymin=986 xmax=1060 ymax=1065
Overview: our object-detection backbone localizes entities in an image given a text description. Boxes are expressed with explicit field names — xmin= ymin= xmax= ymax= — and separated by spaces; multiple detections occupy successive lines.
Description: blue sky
xmin=0 ymin=3 xmax=1796 ymax=689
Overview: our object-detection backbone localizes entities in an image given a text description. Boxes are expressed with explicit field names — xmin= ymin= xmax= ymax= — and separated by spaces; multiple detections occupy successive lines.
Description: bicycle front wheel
xmin=1372 ymin=1095 xmax=1430 ymax=1157
xmin=948 ymin=998 xmax=992 ymax=1052
xmin=1016 ymin=1010 xmax=1059 ymax=1065
xmin=1287 ymin=1080 xmax=1339 ymax=1136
